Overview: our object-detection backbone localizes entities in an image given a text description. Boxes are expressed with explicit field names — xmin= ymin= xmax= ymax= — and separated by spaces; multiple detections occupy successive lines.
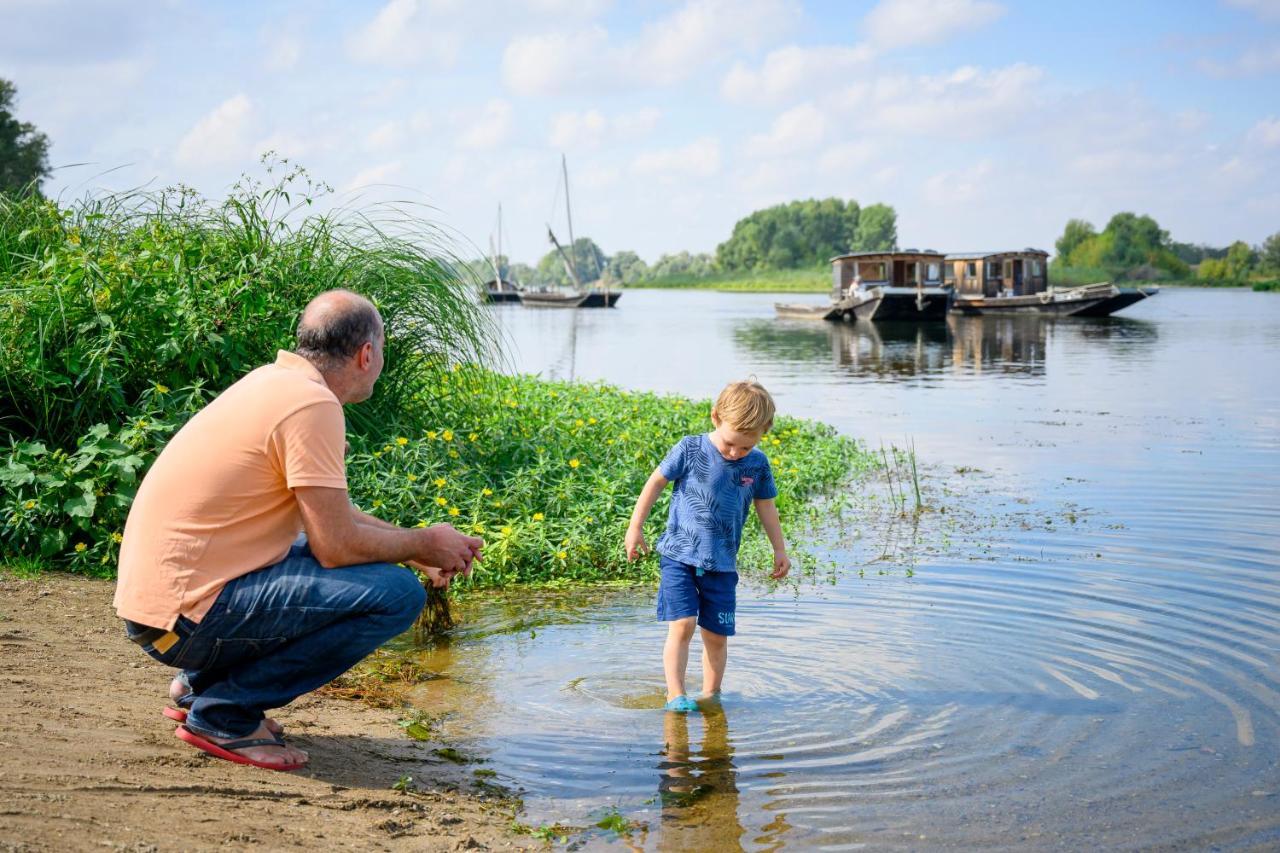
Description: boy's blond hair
xmin=713 ymin=380 xmax=775 ymax=433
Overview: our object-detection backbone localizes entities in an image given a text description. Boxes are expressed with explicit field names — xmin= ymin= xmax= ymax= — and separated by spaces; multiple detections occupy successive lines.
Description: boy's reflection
xmin=657 ymin=698 xmax=745 ymax=851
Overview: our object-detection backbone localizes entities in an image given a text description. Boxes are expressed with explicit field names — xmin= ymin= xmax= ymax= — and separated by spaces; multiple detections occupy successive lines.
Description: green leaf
xmin=39 ymin=527 xmax=68 ymax=557
xmin=64 ymin=490 xmax=97 ymax=519
xmin=0 ymin=462 xmax=34 ymax=487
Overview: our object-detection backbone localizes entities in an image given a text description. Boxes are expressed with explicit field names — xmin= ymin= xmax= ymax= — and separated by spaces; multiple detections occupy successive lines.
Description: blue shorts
xmin=656 ymin=555 xmax=738 ymax=636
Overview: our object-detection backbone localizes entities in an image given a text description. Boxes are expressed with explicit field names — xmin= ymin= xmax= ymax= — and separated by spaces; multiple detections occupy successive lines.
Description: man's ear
xmin=357 ymin=340 xmax=374 ymax=369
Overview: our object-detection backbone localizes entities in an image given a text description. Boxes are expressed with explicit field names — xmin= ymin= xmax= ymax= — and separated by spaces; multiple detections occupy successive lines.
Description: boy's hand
xmin=771 ymin=552 xmax=791 ymax=580
xmin=625 ymin=526 xmax=649 ymax=562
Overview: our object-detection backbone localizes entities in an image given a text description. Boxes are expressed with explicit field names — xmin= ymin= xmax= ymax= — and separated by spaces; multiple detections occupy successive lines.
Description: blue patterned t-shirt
xmin=654 ymin=433 xmax=778 ymax=573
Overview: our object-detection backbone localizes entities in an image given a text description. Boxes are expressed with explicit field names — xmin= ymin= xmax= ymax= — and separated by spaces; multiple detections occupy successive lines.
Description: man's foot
xmin=176 ymin=720 xmax=308 ymax=770
xmin=169 ymin=676 xmax=283 ymax=734
xmin=664 ymin=695 xmax=699 ymax=713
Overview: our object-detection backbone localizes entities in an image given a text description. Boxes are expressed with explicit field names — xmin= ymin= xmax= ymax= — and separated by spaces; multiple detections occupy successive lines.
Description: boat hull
xmin=485 ymin=290 xmax=522 ymax=304
xmin=1070 ymin=287 xmax=1157 ymax=317
xmin=579 ymin=291 xmax=622 ymax=308
xmin=871 ymin=287 xmax=950 ymax=321
xmin=519 ymin=291 xmax=588 ymax=308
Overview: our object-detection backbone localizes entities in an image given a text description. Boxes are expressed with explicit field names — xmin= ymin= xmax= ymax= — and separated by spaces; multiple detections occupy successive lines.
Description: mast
xmin=497 ymin=203 xmax=503 ymax=283
xmin=562 ymin=153 xmax=580 ymax=285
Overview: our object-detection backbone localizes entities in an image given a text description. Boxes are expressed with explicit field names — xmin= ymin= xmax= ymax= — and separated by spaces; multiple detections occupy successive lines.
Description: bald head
xmin=296 ymin=290 xmax=383 ymax=374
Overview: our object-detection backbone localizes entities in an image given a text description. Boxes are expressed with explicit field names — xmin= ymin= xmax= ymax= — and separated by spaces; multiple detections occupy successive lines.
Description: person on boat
xmin=114 ymin=289 xmax=483 ymax=771
xmin=624 ymin=380 xmax=791 ymax=713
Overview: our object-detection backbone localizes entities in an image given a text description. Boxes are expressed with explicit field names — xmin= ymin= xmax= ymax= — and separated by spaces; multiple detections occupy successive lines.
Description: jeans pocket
xmin=204 ymin=636 xmax=289 ymax=673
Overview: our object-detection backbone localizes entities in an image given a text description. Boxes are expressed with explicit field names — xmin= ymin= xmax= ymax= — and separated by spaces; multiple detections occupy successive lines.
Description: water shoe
xmin=664 ymin=695 xmax=699 ymax=713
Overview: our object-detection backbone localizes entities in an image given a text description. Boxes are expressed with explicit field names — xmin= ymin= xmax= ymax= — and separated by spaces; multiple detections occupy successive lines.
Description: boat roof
xmin=946 ymin=249 xmax=1048 ymax=260
xmin=830 ymin=250 xmax=944 ymax=262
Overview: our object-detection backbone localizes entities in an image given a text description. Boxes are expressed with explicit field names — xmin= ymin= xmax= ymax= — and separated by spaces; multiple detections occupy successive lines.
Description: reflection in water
xmin=736 ymin=314 xmax=1158 ymax=380
xmin=658 ymin=701 xmax=745 ymax=851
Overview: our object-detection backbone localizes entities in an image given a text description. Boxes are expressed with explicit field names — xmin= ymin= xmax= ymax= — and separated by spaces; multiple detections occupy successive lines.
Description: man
xmin=114 ymin=290 xmax=483 ymax=771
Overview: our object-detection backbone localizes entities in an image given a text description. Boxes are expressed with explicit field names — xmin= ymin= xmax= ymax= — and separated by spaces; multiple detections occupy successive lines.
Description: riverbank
xmin=0 ymin=570 xmax=530 ymax=851
xmin=628 ymin=269 xmax=827 ymax=293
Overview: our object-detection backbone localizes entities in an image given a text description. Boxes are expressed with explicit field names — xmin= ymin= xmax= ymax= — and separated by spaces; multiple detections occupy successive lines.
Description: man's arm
xmin=295 ymin=486 xmax=481 ymax=572
xmin=352 ymin=505 xmax=477 ymax=582
xmin=754 ymin=497 xmax=790 ymax=579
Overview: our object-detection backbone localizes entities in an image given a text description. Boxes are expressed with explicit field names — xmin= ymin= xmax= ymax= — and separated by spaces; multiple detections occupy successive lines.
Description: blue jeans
xmin=125 ymin=538 xmax=426 ymax=739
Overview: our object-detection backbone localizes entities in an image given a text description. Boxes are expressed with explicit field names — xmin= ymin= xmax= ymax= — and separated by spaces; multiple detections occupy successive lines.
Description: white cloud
xmin=840 ymin=63 xmax=1043 ymax=136
xmin=548 ymin=107 xmax=660 ymax=149
xmin=632 ymin=137 xmax=722 ymax=179
xmin=1196 ymin=43 xmax=1280 ymax=77
xmin=1224 ymin=0 xmax=1280 ymax=20
xmin=345 ymin=160 xmax=404 ymax=191
xmin=347 ymin=0 xmax=463 ymax=68
xmin=457 ymin=99 xmax=513 ymax=150
xmin=174 ymin=94 xmax=254 ymax=167
xmin=722 ymin=44 xmax=874 ymax=104
xmin=364 ymin=120 xmax=406 ymax=153
xmin=923 ymin=159 xmax=994 ymax=205
xmin=817 ymin=140 xmax=879 ymax=174
xmin=863 ymin=0 xmax=1005 ymax=50
xmin=503 ymin=0 xmax=797 ymax=95
xmin=745 ymin=103 xmax=827 ymax=157
xmin=263 ymin=32 xmax=302 ymax=72
xmin=1247 ymin=117 xmax=1280 ymax=147
xmin=253 ymin=131 xmax=310 ymax=160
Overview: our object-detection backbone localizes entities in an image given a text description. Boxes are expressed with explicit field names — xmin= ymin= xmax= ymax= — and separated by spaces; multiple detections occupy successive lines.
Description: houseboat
xmin=946 ymin=250 xmax=1156 ymax=316
xmin=829 ymin=251 xmax=951 ymax=321
xmin=483 ymin=277 xmax=522 ymax=303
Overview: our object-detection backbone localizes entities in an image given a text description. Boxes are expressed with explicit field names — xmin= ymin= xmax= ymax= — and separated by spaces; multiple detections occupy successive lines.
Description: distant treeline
xmin=1054 ymin=213 xmax=1280 ymax=287
xmin=478 ymin=197 xmax=897 ymax=288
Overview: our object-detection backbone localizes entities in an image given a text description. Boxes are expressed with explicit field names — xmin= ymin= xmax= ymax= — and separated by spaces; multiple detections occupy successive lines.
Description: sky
xmin=2 ymin=0 xmax=1279 ymax=265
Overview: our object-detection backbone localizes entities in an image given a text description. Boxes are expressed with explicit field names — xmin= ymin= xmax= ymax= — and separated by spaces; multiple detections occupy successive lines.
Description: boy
xmin=625 ymin=380 xmax=791 ymax=713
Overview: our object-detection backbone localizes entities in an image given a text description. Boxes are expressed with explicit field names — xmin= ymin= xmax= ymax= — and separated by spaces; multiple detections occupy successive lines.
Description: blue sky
xmin=3 ymin=0 xmax=1278 ymax=265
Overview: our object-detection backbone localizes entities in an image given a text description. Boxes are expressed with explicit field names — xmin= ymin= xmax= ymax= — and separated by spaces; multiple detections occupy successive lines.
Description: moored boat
xmin=775 ymin=288 xmax=883 ymax=322
xmin=830 ymin=251 xmax=950 ymax=321
xmin=518 ymin=290 xmax=589 ymax=308
xmin=945 ymin=250 xmax=1156 ymax=316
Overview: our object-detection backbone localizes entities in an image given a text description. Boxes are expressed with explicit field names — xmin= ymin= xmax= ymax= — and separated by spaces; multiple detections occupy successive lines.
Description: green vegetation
xmin=631 ymin=268 xmax=827 ymax=292
xmin=716 ymin=198 xmax=896 ymax=271
xmin=0 ymin=164 xmax=873 ymax=586
xmin=0 ymin=79 xmax=50 ymax=196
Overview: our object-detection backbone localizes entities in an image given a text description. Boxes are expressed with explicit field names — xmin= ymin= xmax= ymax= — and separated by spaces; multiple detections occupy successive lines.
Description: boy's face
xmin=710 ymin=412 xmax=765 ymax=461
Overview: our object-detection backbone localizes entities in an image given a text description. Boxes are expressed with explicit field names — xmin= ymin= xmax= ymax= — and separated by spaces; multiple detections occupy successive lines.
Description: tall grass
xmin=0 ymin=159 xmax=497 ymax=447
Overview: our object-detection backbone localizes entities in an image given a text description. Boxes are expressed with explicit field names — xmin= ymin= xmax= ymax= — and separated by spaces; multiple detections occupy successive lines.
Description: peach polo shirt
xmin=113 ymin=350 xmax=347 ymax=629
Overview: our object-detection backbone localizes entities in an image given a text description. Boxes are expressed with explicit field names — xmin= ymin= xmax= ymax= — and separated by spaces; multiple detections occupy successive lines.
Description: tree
xmin=1223 ymin=240 xmax=1256 ymax=280
xmin=1261 ymin=232 xmax=1280 ymax=275
xmin=536 ymin=236 xmax=606 ymax=287
xmin=0 ymin=79 xmax=51 ymax=195
xmin=604 ymin=250 xmax=648 ymax=284
xmin=1055 ymin=219 xmax=1096 ymax=262
xmin=715 ymin=198 xmax=867 ymax=270
xmin=650 ymin=251 xmax=716 ymax=278
xmin=851 ymin=203 xmax=897 ymax=252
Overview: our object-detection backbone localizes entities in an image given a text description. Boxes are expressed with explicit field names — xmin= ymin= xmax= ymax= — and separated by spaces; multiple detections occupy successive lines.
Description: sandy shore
xmin=0 ymin=572 xmax=531 ymax=852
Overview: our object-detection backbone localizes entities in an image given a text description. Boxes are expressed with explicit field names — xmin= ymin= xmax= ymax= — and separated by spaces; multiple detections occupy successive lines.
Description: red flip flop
xmin=165 ymin=707 xmax=284 ymax=735
xmin=174 ymin=725 xmax=307 ymax=772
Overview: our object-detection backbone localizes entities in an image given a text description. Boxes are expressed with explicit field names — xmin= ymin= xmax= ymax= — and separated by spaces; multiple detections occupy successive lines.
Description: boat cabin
xmin=829 ymin=250 xmax=946 ymax=301
xmin=945 ymin=249 xmax=1049 ymax=298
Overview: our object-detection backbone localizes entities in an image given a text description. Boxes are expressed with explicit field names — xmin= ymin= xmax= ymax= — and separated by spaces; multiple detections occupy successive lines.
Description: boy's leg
xmin=656 ymin=557 xmax=700 ymax=702
xmin=700 ymin=627 xmax=728 ymax=695
xmin=663 ymin=617 xmax=697 ymax=701
xmin=694 ymin=570 xmax=737 ymax=696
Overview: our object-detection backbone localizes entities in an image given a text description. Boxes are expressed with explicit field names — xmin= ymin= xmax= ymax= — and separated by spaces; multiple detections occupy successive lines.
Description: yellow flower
xmin=434 ymin=477 xmax=447 ymax=488
xmin=472 ymin=523 xmax=485 ymax=533
xmin=575 ymin=419 xmax=584 ymax=427
xmin=396 ymin=437 xmax=409 ymax=446
xmin=492 ymin=500 xmax=504 ymax=508
xmin=373 ymin=451 xmax=383 ymax=458
xmin=154 ymin=383 xmax=170 ymax=394
xmin=23 ymin=500 xmax=35 ymax=510
xmin=550 ymin=391 xmax=558 ymax=398
xmin=448 ymin=449 xmax=459 ymax=459
xmin=500 ymin=526 xmax=513 ymax=536
xmin=588 ymin=417 xmax=597 ymax=425
xmin=448 ymin=507 xmax=460 ymax=517
xmin=427 ymin=431 xmax=438 ymax=440
xmin=482 ymin=488 xmax=493 ymax=496
xmin=111 ymin=532 xmax=123 ymax=543
xmin=74 ymin=542 xmax=87 ymax=553
xmin=469 ymin=433 xmax=478 ymax=442
xmin=416 ymin=520 xmax=427 ymax=528
xmin=436 ymin=496 xmax=448 ymax=506
xmin=372 ymin=499 xmax=383 ymax=507
xmin=406 ymin=473 xmax=418 ymax=482
xmin=506 ymin=399 xmax=518 ymax=408
xmin=136 ymin=419 xmax=149 ymax=429
xmin=556 ymin=550 xmax=568 ymax=560
xmin=533 ymin=512 xmax=545 ymax=521
xmin=586 ymin=516 xmax=594 ymax=523
xmin=569 ymin=458 xmax=580 ymax=469
xmin=771 ymin=438 xmax=780 ymax=445
xmin=789 ymin=467 xmax=798 ymax=474
xmin=443 ymin=430 xmax=454 ymax=441
xmin=383 ymin=444 xmax=393 ymax=452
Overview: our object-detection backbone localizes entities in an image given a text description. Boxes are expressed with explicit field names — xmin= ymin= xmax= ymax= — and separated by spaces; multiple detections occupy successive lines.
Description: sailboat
xmin=519 ymin=155 xmax=621 ymax=309
xmin=482 ymin=204 xmax=522 ymax=303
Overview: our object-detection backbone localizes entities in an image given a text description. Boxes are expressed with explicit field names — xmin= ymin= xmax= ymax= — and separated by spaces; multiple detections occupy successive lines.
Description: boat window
xmin=1032 ymin=260 xmax=1042 ymax=276
xmin=967 ymin=262 xmax=977 ymax=277
xmin=926 ymin=262 xmax=940 ymax=282
xmin=1004 ymin=260 xmax=1013 ymax=279
xmin=857 ymin=261 xmax=887 ymax=281
xmin=987 ymin=261 xmax=1001 ymax=278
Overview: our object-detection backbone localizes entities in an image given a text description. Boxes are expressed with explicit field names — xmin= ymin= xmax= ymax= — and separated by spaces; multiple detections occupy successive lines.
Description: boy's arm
xmin=625 ymin=468 xmax=670 ymax=561
xmin=754 ymin=498 xmax=791 ymax=579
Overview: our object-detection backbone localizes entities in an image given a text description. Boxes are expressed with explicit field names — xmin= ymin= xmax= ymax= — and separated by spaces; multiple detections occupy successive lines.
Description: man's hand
xmin=771 ymin=552 xmax=791 ymax=580
xmin=417 ymin=524 xmax=483 ymax=575
xmin=406 ymin=560 xmax=456 ymax=588
xmin=625 ymin=526 xmax=649 ymax=562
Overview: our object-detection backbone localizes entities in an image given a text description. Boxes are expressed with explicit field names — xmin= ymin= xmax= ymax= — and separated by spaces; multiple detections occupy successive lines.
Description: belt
xmin=125 ymin=620 xmax=180 ymax=653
